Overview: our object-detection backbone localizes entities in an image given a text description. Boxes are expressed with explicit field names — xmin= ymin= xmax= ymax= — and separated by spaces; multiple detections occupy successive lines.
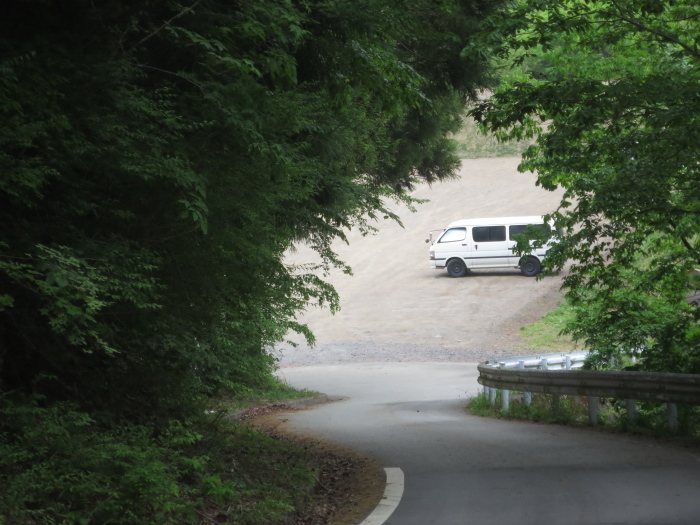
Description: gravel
xmin=276 ymin=340 xmax=525 ymax=367
xmin=274 ymin=157 xmax=568 ymax=369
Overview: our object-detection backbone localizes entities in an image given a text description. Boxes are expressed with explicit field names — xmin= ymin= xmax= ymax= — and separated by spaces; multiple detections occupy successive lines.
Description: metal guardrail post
xmin=500 ymin=362 xmax=509 ymax=410
xmin=588 ymin=397 xmax=598 ymax=425
xmin=517 ymin=361 xmax=532 ymax=406
xmin=667 ymin=403 xmax=678 ymax=433
xmin=538 ymin=359 xmax=561 ymax=413
xmin=552 ymin=394 xmax=560 ymax=414
xmin=626 ymin=399 xmax=636 ymax=424
xmin=489 ymin=386 xmax=496 ymax=404
xmin=565 ymin=355 xmax=571 ymax=370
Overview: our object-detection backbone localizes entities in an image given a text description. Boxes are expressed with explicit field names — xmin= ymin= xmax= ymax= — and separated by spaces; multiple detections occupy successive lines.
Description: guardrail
xmin=482 ymin=350 xmax=590 ymax=370
xmin=477 ymin=351 xmax=700 ymax=432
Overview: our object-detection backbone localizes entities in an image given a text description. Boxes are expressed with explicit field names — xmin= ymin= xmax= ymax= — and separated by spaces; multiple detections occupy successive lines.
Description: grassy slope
xmin=519 ymin=301 xmax=579 ymax=352
xmin=453 ymin=115 xmax=535 ymax=159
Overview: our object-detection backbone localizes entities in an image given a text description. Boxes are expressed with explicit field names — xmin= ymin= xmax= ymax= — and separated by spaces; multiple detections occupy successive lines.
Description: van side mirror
xmin=425 ymin=239 xmax=429 ymax=243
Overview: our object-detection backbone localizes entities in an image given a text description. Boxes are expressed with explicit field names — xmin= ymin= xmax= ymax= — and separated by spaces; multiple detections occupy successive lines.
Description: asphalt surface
xmin=278 ymin=363 xmax=700 ymax=525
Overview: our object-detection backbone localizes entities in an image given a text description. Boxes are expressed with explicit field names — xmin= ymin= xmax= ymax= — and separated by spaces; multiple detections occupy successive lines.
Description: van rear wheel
xmin=447 ymin=259 xmax=467 ymax=278
xmin=520 ymin=256 xmax=541 ymax=277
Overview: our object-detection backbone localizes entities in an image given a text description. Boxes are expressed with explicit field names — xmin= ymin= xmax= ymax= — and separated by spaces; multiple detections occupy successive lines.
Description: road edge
xmin=359 ymin=467 xmax=404 ymax=525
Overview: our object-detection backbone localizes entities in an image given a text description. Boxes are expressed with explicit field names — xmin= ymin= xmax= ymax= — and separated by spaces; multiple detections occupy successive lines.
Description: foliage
xmin=467 ymin=0 xmax=700 ymax=372
xmin=563 ymin=257 xmax=700 ymax=373
xmin=0 ymin=0 xmax=501 ymax=416
xmin=0 ymin=394 xmax=318 ymax=524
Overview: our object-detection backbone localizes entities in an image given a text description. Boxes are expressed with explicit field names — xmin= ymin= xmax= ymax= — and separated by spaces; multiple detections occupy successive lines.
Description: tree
xmin=0 ymin=0 xmax=501 ymax=417
xmin=468 ymin=0 xmax=700 ymax=372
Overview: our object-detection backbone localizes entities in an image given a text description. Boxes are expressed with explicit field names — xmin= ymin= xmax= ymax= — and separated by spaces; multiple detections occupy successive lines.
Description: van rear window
xmin=472 ymin=226 xmax=506 ymax=242
xmin=509 ymin=224 xmax=551 ymax=240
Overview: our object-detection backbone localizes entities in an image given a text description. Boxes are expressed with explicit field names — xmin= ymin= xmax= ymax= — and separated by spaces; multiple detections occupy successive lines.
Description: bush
xmin=0 ymin=394 xmax=315 ymax=524
xmin=0 ymin=396 xmax=188 ymax=524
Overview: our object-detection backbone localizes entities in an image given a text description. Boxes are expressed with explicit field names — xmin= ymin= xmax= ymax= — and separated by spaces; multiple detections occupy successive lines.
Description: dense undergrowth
xmin=0 ymin=385 xmax=320 ymax=525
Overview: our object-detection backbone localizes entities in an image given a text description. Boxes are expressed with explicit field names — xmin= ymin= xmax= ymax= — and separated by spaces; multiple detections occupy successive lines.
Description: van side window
xmin=472 ymin=226 xmax=506 ymax=242
xmin=509 ymin=225 xmax=528 ymax=240
xmin=438 ymin=227 xmax=466 ymax=243
xmin=509 ymin=224 xmax=551 ymax=240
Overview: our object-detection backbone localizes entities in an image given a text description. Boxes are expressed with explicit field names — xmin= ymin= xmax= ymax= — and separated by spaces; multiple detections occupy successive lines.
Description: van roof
xmin=446 ymin=216 xmax=545 ymax=228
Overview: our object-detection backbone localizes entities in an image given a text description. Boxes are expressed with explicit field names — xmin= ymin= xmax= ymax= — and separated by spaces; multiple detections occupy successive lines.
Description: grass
xmin=469 ymin=391 xmax=591 ymax=427
xmin=452 ymin=115 xmax=535 ymax=159
xmin=468 ymin=390 xmax=700 ymax=441
xmin=215 ymin=376 xmax=320 ymax=412
xmin=519 ymin=300 xmax=579 ymax=352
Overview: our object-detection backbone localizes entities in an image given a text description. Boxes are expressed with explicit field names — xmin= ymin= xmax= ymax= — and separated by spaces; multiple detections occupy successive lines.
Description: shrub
xmin=0 ymin=394 xmax=315 ymax=524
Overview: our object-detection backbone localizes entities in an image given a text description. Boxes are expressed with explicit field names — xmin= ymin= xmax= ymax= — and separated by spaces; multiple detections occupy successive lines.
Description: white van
xmin=426 ymin=216 xmax=553 ymax=277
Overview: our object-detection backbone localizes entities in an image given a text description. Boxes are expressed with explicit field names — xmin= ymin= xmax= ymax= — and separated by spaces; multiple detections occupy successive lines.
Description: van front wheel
xmin=520 ymin=256 xmax=541 ymax=277
xmin=447 ymin=259 xmax=467 ymax=278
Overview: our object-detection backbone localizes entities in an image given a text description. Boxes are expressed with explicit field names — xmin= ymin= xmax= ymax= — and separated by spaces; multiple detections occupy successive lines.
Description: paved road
xmin=275 ymin=158 xmax=700 ymax=524
xmin=278 ymin=363 xmax=700 ymax=525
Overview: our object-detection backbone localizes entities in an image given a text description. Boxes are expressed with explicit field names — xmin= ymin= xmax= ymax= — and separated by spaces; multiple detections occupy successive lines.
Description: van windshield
xmin=438 ymin=227 xmax=466 ymax=243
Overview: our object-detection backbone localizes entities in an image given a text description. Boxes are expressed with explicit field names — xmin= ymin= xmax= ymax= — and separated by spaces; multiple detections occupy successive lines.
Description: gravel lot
xmin=275 ymin=157 xmax=567 ymax=367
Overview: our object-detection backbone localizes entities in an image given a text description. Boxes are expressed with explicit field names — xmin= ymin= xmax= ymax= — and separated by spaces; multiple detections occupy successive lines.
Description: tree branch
xmin=609 ymin=0 xmax=700 ymax=59
xmin=669 ymin=219 xmax=700 ymax=264
xmin=129 ymin=0 xmax=204 ymax=52
xmin=136 ymin=64 xmax=206 ymax=93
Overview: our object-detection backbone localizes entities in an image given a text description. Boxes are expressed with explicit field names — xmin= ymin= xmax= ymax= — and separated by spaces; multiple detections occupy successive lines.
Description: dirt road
xmin=276 ymin=157 xmax=567 ymax=366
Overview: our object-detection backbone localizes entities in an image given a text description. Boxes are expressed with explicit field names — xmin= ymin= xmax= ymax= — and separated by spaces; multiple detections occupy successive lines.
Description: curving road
xmin=275 ymin=158 xmax=700 ymax=524
xmin=278 ymin=363 xmax=700 ymax=525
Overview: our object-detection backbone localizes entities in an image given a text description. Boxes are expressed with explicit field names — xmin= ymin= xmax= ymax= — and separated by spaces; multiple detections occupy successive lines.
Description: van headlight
xmin=429 ymin=250 xmax=435 ymax=260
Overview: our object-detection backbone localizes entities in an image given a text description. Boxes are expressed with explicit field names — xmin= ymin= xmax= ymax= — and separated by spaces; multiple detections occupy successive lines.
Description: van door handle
xmin=475 ymin=245 xmax=478 ymax=250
